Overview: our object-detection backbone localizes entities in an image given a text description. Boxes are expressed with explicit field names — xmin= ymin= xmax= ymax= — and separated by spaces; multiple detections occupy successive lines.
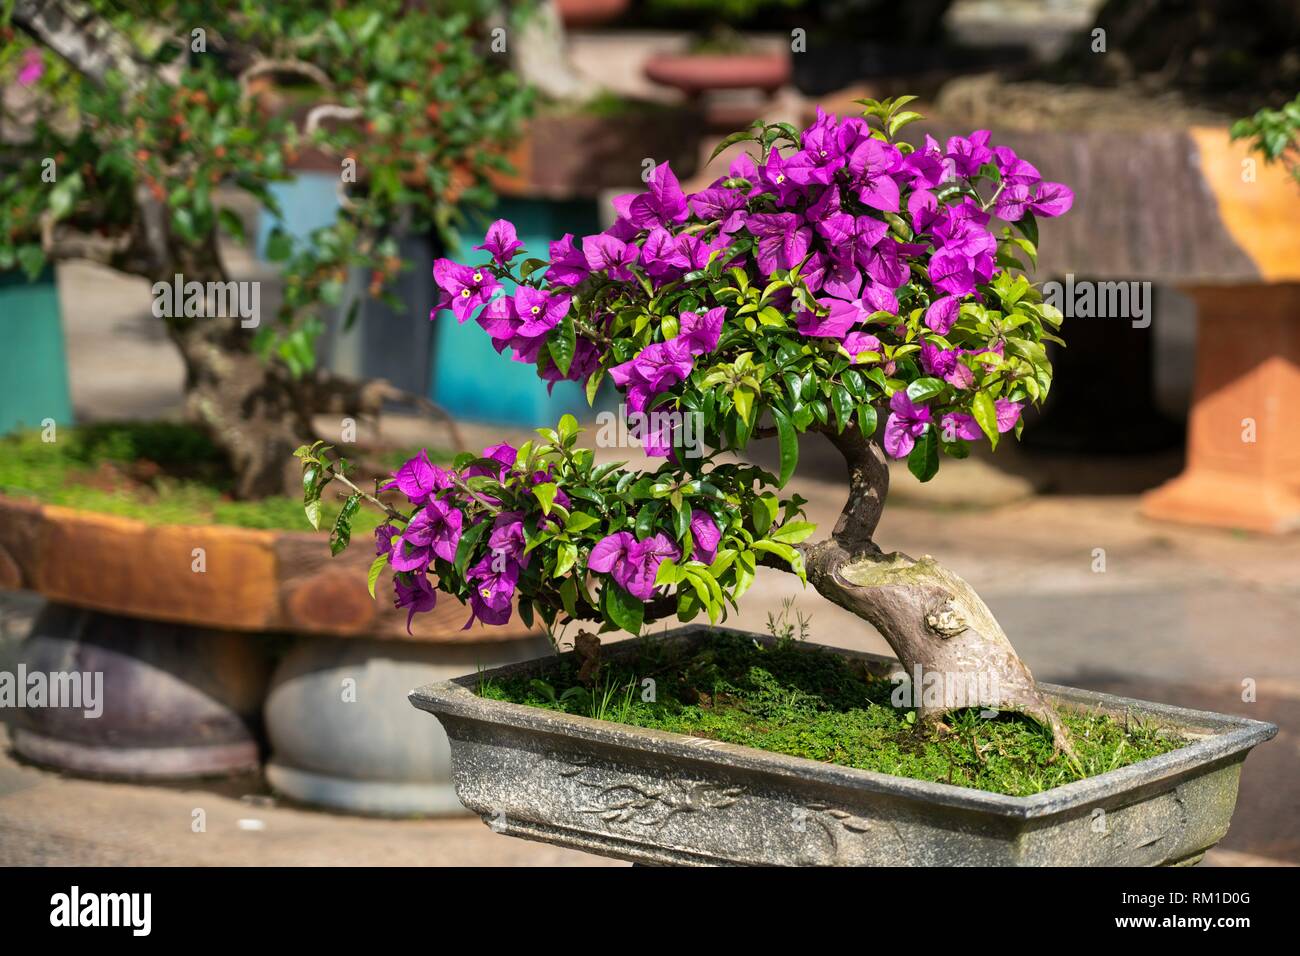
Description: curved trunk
xmin=168 ymin=318 xmax=308 ymax=500
xmin=808 ymin=426 xmax=1078 ymax=760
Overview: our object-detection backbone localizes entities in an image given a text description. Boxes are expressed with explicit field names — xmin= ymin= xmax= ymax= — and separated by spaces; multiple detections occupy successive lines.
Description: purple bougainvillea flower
xmin=933 ymin=210 xmax=996 ymax=259
xmin=639 ymin=414 xmax=677 ymax=458
xmin=473 ymin=219 xmax=523 ymax=265
xmin=840 ymin=331 xmax=882 ymax=364
xmin=858 ymin=237 xmax=919 ymax=289
xmin=901 ymin=135 xmax=951 ymax=190
xmin=583 ymin=233 xmax=639 ymax=282
xmin=924 ymin=295 xmax=961 ymax=335
xmin=763 ymin=150 xmax=804 ymax=206
xmin=624 ymin=534 xmax=681 ymax=601
xmin=945 ymin=130 xmax=993 ymax=179
xmin=609 ymin=338 xmax=695 ymax=413
xmin=688 ymin=186 xmax=747 ymax=235
xmin=928 ymin=247 xmax=978 ymax=297
xmin=860 ymin=281 xmax=900 ymax=316
xmin=994 ymin=183 xmax=1033 ymax=222
xmin=546 ymin=234 xmax=591 ymax=287
xmin=394 ymin=573 xmax=437 ymax=634
xmin=993 ymin=145 xmax=1041 ymax=187
xmin=464 ymin=554 xmax=518 ymax=628
xmin=883 ymin=390 xmax=932 ymax=459
xmin=939 ymin=400 xmax=1022 ymax=443
xmin=589 ymin=532 xmax=680 ymax=602
xmin=623 ymin=162 xmax=689 ymax=230
xmin=465 ymin=442 xmax=517 ymax=481
xmin=939 ymin=412 xmax=984 ymax=442
xmin=375 ymin=524 xmax=399 ymax=556
xmin=820 ymin=252 xmax=863 ymax=301
xmin=676 ymin=232 xmax=731 ymax=272
xmin=587 ymin=531 xmax=636 ymax=577
xmin=487 ymin=510 xmax=530 ymax=568
xmin=746 ymin=212 xmax=812 ymax=275
xmin=475 ymin=294 xmax=518 ymax=355
xmin=995 ymin=399 xmax=1024 ymax=432
xmin=17 ymin=50 xmax=44 ymax=86
xmin=678 ymin=306 xmax=725 ymax=355
xmin=920 ymin=342 xmax=974 ymax=389
xmin=846 ymin=138 xmax=902 ymax=212
xmin=391 ymin=498 xmax=464 ymax=572
xmin=381 ymin=449 xmax=450 ymax=505
xmin=641 ymin=227 xmax=691 ymax=282
xmin=796 ymin=297 xmax=861 ymax=339
xmin=513 ymin=286 xmax=571 ymax=337
xmin=785 ymin=120 xmax=847 ymax=185
xmin=690 ymin=510 xmax=722 ymax=564
xmin=433 ymin=259 xmax=499 ymax=322
xmin=1028 ymin=182 xmax=1074 ymax=218
xmin=908 ymin=188 xmax=941 ymax=234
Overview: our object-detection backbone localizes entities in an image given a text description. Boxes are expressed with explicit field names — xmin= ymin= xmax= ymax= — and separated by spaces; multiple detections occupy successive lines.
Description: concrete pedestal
xmin=10 ymin=603 xmax=272 ymax=779
xmin=1142 ymin=284 xmax=1300 ymax=533
xmin=263 ymin=633 xmax=553 ymax=816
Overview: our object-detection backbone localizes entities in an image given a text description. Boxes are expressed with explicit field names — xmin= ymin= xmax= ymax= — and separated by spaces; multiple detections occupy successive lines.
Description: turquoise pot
xmin=430 ymin=198 xmax=604 ymax=428
xmin=255 ymin=171 xmax=342 ymax=257
xmin=0 ymin=266 xmax=74 ymax=436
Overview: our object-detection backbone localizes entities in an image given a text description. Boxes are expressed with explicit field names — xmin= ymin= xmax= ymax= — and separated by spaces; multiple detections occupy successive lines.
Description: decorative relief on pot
xmin=796 ymin=803 xmax=907 ymax=866
xmin=550 ymin=751 xmax=742 ymax=830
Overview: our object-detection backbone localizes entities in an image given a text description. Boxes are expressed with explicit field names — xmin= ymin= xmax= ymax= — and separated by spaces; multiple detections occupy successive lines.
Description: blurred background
xmin=0 ymin=0 xmax=1296 ymax=866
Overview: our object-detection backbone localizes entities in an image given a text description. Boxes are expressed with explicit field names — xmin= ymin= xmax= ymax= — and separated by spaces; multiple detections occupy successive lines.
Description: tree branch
xmin=13 ymin=0 xmax=146 ymax=88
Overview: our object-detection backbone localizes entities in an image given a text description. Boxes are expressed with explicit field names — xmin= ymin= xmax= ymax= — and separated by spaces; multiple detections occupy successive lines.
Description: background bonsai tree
xmin=300 ymin=98 xmax=1078 ymax=754
xmin=2 ymin=0 xmax=530 ymax=497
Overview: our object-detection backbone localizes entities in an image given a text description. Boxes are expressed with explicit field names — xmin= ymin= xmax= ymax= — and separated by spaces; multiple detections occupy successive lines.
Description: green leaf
xmin=554 ymin=541 xmax=578 ymax=578
xmin=330 ymin=493 xmax=362 ymax=556
xmin=857 ymin=403 xmax=878 ymax=437
xmin=533 ymin=482 xmax=558 ymax=515
xmin=831 ymin=385 xmax=854 ymax=434
xmin=548 ymin=314 xmax=576 ymax=376
xmin=557 ymin=412 xmax=580 ymax=444
xmin=1015 ymin=211 xmax=1039 ymax=247
xmin=907 ymin=428 xmax=939 ymax=482
xmin=304 ymin=497 xmax=321 ymax=532
xmin=453 ymin=520 xmax=490 ymax=577
xmin=634 ymin=500 xmax=664 ymax=539
xmin=751 ymin=540 xmax=805 ymax=581
xmin=971 ymin=391 xmax=999 ymax=447
xmin=770 ymin=521 xmax=816 ymax=544
xmin=771 ymin=406 xmax=798 ymax=488
xmin=218 ymin=208 xmax=246 ymax=242
xmin=265 ymin=227 xmax=293 ymax=262
xmin=367 ymin=553 xmax=388 ymax=599
xmin=559 ymin=577 xmax=579 ymax=618
xmin=564 ymin=511 xmax=600 ymax=533
xmin=709 ymin=130 xmax=758 ymax=163
xmin=906 ymin=377 xmax=946 ymax=404
xmin=604 ymin=583 xmax=645 ymax=635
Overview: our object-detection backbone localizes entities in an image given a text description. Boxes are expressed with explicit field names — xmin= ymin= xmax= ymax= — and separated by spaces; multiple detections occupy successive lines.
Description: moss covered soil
xmin=479 ymin=630 xmax=1188 ymax=797
xmin=0 ymin=422 xmax=441 ymax=533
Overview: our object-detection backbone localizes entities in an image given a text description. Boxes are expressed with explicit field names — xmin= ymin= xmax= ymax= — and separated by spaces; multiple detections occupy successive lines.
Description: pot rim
xmin=409 ymin=624 xmax=1277 ymax=820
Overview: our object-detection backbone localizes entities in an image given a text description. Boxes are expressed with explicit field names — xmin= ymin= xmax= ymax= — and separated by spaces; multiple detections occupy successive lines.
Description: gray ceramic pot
xmin=409 ymin=626 xmax=1276 ymax=866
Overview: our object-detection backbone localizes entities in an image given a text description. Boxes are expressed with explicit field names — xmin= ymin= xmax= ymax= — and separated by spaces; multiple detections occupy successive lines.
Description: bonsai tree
xmin=300 ymin=98 xmax=1079 ymax=754
xmin=1 ymin=0 xmax=530 ymax=497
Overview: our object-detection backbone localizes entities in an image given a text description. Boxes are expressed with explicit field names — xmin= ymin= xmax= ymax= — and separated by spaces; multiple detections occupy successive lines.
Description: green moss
xmin=479 ymin=631 xmax=1188 ymax=797
xmin=0 ymin=422 xmax=447 ymax=533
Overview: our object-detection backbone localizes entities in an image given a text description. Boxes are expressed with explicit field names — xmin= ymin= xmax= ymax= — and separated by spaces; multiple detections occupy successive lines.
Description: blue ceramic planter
xmin=0 ymin=266 xmax=74 ymax=437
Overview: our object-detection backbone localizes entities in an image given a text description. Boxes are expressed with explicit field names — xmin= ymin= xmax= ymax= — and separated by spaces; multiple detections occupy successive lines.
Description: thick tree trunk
xmin=806 ymin=426 xmax=1077 ymax=760
xmin=167 ymin=320 xmax=307 ymax=500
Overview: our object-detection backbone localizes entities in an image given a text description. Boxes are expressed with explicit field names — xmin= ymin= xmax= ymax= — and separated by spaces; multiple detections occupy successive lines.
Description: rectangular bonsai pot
xmin=407 ymin=625 xmax=1276 ymax=866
